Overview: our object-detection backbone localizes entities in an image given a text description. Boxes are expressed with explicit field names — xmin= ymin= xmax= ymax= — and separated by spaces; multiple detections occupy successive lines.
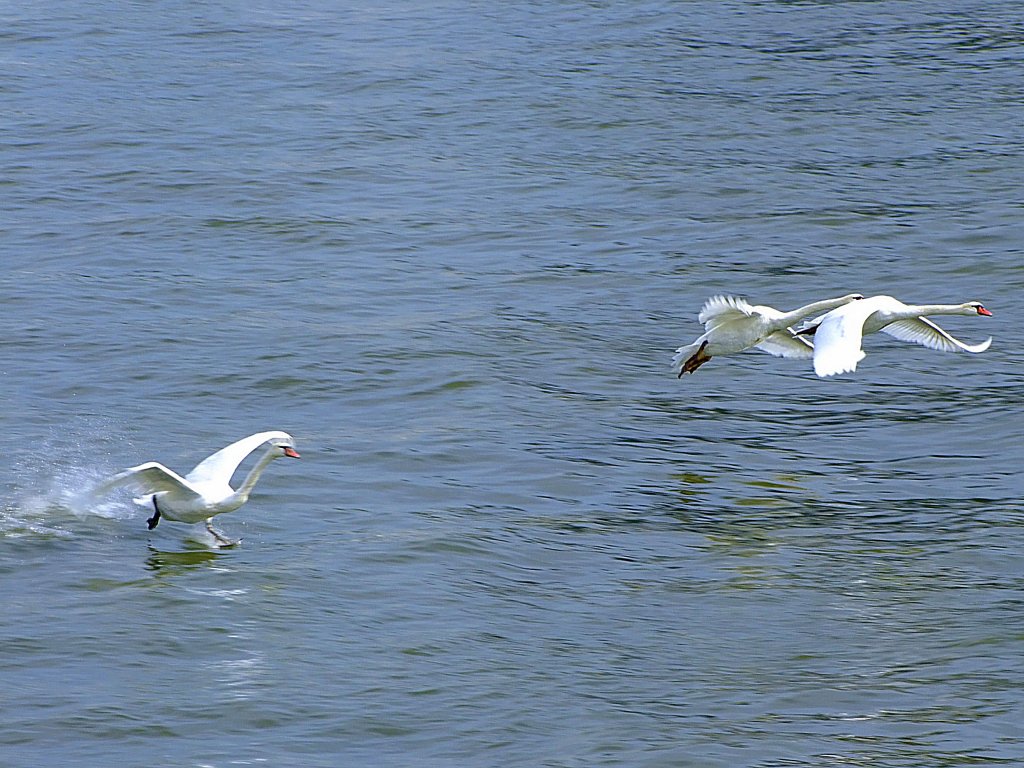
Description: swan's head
xmin=843 ymin=293 xmax=865 ymax=302
xmin=965 ymin=301 xmax=992 ymax=317
xmin=270 ymin=437 xmax=300 ymax=459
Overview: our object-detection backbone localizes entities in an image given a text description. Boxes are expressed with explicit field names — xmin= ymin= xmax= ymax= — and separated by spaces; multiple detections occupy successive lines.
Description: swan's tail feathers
xmin=671 ymin=343 xmax=699 ymax=374
xmin=814 ymin=348 xmax=866 ymax=378
xmin=667 ymin=344 xmax=700 ymax=376
xmin=672 ymin=340 xmax=713 ymax=376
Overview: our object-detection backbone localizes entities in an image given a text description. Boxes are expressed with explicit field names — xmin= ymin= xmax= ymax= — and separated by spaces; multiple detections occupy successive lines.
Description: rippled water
xmin=2 ymin=2 xmax=1023 ymax=766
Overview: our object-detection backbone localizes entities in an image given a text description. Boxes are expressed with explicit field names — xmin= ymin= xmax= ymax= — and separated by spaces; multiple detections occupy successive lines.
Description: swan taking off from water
xmin=672 ymin=293 xmax=864 ymax=376
xmin=804 ymin=295 xmax=993 ymax=377
xmin=93 ymin=431 xmax=300 ymax=546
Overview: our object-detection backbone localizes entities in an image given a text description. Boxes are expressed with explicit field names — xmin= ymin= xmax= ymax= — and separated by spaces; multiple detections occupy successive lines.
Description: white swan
xmin=93 ymin=431 xmax=300 ymax=546
xmin=672 ymin=293 xmax=864 ymax=376
xmin=805 ymin=295 xmax=993 ymax=377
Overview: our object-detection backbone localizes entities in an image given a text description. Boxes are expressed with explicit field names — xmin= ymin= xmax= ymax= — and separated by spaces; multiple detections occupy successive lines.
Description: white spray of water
xmin=0 ymin=418 xmax=139 ymax=538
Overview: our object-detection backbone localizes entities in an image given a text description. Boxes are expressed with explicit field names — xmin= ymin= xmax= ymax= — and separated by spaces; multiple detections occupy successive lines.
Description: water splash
xmin=0 ymin=420 xmax=137 ymax=538
xmin=1 ymin=464 xmax=135 ymax=538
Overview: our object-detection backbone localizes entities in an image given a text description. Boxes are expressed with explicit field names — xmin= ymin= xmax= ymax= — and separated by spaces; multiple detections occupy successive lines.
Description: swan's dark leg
xmin=205 ymin=520 xmax=238 ymax=547
xmin=678 ymin=340 xmax=712 ymax=377
xmin=147 ymin=496 xmax=162 ymax=530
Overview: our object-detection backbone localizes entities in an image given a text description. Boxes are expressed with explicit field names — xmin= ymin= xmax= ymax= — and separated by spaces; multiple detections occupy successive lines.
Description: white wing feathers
xmin=186 ymin=430 xmax=290 ymax=485
xmin=755 ymin=331 xmax=814 ymax=359
xmin=881 ymin=318 xmax=992 ymax=354
xmin=92 ymin=462 xmax=202 ymax=502
xmin=812 ymin=301 xmax=875 ymax=377
xmin=698 ymin=295 xmax=755 ymax=327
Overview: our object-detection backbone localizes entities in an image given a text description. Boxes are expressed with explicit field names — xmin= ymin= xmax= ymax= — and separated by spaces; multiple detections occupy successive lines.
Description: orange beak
xmin=977 ymin=306 xmax=993 ymax=316
xmin=284 ymin=447 xmax=301 ymax=458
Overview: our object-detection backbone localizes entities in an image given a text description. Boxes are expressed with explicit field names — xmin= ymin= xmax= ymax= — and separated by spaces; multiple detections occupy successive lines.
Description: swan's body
xmin=93 ymin=431 xmax=300 ymax=545
xmin=806 ymin=295 xmax=992 ymax=377
xmin=672 ymin=293 xmax=864 ymax=376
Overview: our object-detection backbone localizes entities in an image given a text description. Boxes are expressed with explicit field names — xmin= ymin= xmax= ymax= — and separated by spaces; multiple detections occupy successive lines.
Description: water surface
xmin=2 ymin=2 xmax=1023 ymax=766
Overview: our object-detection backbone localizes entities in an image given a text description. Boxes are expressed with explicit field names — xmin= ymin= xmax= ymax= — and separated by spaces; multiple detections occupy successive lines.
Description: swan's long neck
xmin=230 ymin=447 xmax=279 ymax=504
xmin=901 ymin=303 xmax=968 ymax=317
xmin=778 ymin=296 xmax=855 ymax=326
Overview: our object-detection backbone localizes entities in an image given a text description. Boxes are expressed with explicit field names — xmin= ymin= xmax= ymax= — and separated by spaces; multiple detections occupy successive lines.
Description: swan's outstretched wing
xmin=812 ymin=301 xmax=876 ymax=377
xmin=186 ymin=431 xmax=292 ymax=486
xmin=881 ymin=318 xmax=992 ymax=354
xmin=794 ymin=315 xmax=825 ymax=336
xmin=755 ymin=331 xmax=814 ymax=359
xmin=92 ymin=462 xmax=202 ymax=503
xmin=698 ymin=296 xmax=755 ymax=328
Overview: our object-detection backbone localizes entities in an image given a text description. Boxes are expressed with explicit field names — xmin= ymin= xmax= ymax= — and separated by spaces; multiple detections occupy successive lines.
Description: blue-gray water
xmin=3 ymin=2 xmax=1023 ymax=766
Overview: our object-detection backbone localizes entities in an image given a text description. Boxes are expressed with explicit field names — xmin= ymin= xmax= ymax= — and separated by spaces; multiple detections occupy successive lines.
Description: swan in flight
xmin=672 ymin=293 xmax=864 ymax=376
xmin=803 ymin=295 xmax=993 ymax=377
xmin=93 ymin=431 xmax=300 ymax=546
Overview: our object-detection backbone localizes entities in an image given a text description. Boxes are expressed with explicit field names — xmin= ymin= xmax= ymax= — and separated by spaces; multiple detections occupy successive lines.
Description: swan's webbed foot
xmin=678 ymin=340 xmax=712 ymax=377
xmin=205 ymin=520 xmax=239 ymax=548
xmin=147 ymin=496 xmax=162 ymax=530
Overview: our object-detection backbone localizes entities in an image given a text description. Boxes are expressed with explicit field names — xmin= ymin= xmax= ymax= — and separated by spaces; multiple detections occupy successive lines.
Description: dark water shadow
xmin=144 ymin=545 xmax=223 ymax=575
